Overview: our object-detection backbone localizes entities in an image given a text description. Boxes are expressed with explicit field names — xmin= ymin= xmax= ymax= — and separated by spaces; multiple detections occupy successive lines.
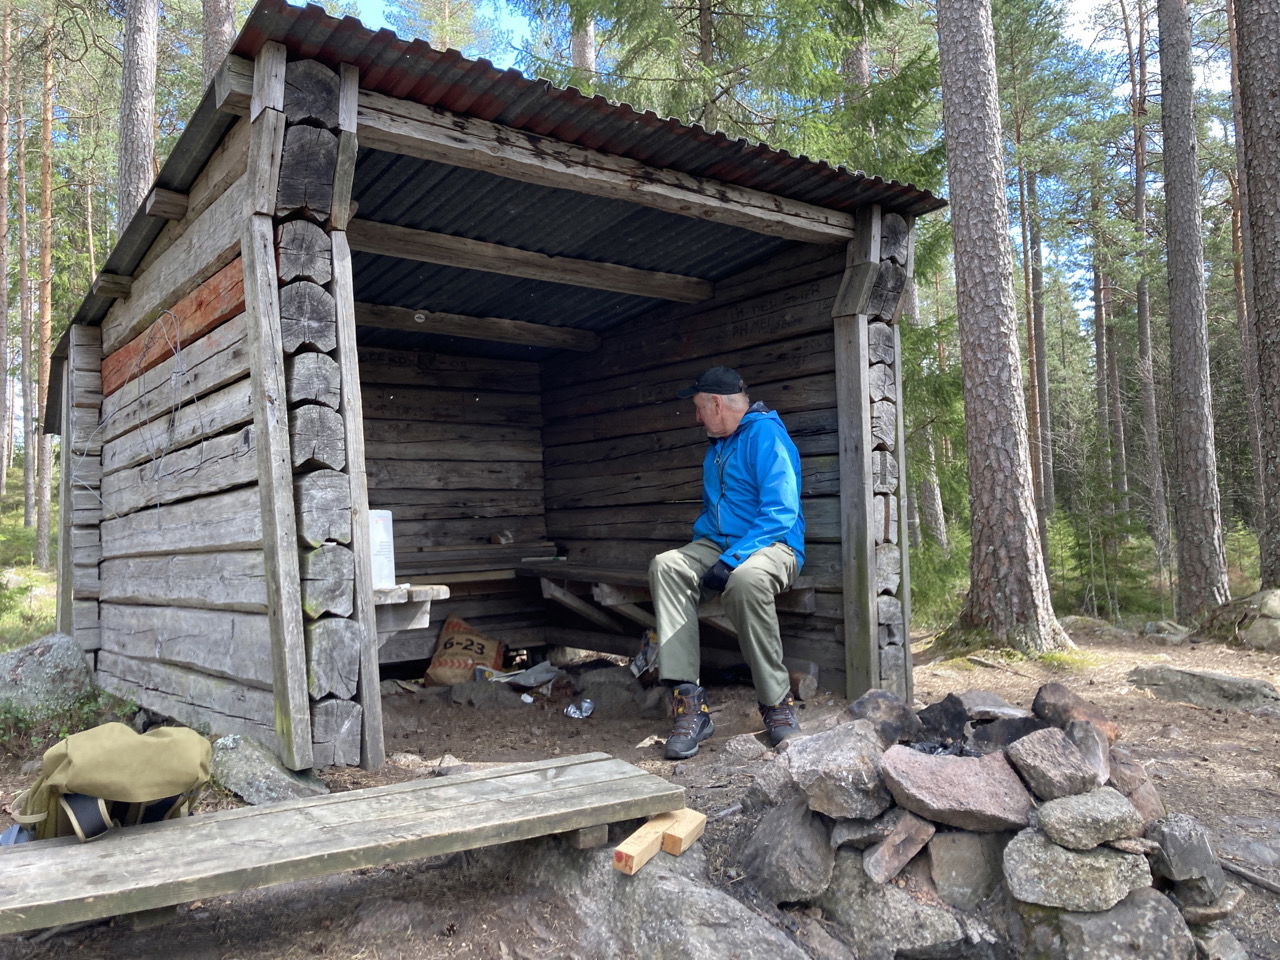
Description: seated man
xmin=649 ymin=366 xmax=806 ymax=759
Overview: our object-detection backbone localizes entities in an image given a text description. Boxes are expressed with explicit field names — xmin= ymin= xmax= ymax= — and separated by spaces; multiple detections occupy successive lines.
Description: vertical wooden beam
xmin=834 ymin=206 xmax=882 ymax=700
xmin=250 ymin=41 xmax=286 ymax=121
xmin=56 ymin=356 xmax=72 ymax=636
xmin=244 ymin=213 xmax=313 ymax=771
xmin=332 ymin=229 xmax=384 ymax=770
xmin=894 ymin=219 xmax=915 ymax=702
xmin=330 ymin=60 xmax=384 ymax=770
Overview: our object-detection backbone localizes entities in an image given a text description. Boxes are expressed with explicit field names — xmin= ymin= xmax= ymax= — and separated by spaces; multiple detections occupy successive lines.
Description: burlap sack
xmin=425 ymin=616 xmax=504 ymax=685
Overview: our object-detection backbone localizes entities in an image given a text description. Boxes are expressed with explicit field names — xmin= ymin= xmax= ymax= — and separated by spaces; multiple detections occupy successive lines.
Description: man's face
xmin=693 ymin=393 xmax=735 ymax=438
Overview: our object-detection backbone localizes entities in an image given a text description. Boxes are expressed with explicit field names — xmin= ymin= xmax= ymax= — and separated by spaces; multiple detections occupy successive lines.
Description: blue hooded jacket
xmin=691 ymin=401 xmax=805 ymax=570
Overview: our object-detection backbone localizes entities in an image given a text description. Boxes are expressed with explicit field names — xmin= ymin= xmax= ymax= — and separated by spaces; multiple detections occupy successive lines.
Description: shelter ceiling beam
xmin=355 ymin=90 xmax=854 ymax=245
xmin=212 ymin=57 xmax=854 ymax=245
xmin=354 ymin=301 xmax=600 ymax=352
xmin=346 ymin=218 xmax=712 ymax=303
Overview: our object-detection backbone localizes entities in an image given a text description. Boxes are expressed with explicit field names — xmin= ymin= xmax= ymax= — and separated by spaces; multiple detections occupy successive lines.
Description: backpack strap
xmin=9 ymin=788 xmax=46 ymax=827
xmin=58 ymin=793 xmax=114 ymax=842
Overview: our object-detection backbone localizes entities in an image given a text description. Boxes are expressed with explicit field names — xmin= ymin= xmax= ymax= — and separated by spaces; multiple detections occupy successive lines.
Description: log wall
xmin=362 ymin=348 xmax=551 ymax=663
xmin=541 ymin=243 xmax=855 ymax=692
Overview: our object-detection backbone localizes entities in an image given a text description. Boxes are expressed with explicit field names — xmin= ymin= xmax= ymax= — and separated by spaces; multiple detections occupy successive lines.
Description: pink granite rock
xmin=881 ymin=745 xmax=1034 ymax=831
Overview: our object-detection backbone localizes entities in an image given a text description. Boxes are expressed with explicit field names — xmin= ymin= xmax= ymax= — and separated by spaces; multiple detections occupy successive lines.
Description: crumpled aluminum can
xmin=563 ymin=698 xmax=595 ymax=719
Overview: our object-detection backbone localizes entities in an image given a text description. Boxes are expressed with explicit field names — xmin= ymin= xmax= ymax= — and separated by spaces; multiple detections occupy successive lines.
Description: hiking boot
xmin=665 ymin=683 xmax=714 ymax=759
xmin=759 ymin=696 xmax=801 ymax=747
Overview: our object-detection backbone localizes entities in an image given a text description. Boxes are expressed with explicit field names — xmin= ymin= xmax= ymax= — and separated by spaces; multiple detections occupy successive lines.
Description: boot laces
xmin=671 ymin=691 xmax=706 ymax=738
xmin=760 ymin=699 xmax=796 ymax=730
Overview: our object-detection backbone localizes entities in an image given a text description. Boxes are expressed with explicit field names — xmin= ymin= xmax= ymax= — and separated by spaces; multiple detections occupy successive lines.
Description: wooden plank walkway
xmin=0 ymin=752 xmax=682 ymax=936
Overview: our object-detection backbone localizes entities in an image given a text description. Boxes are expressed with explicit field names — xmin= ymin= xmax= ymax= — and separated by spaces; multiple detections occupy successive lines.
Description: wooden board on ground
xmin=0 ymin=752 xmax=682 ymax=935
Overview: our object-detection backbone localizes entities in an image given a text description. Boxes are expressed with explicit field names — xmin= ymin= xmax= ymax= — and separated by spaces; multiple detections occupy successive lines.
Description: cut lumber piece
xmin=101 ymin=258 xmax=246 ymax=397
xmin=658 ymin=807 xmax=707 ymax=855
xmin=356 ymin=88 xmax=854 ymax=244
xmin=346 ymin=218 xmax=712 ymax=303
xmin=279 ymin=280 xmax=336 ymax=353
xmin=250 ymin=40 xmax=286 ymax=120
xmin=277 ymin=219 xmax=333 ymax=285
xmin=301 ymin=543 xmax=355 ymax=619
xmin=295 ymin=468 xmax=352 ymax=547
xmin=540 ymin=577 xmax=627 ymax=634
xmin=612 ymin=808 xmax=706 ymax=874
xmin=214 ymin=54 xmax=253 ymax=115
xmin=305 ymin=617 xmax=361 ymax=699
xmin=311 ymin=697 xmax=362 ymax=767
xmin=289 ymin=403 xmax=346 ymax=470
xmin=0 ymin=753 xmax=682 ymax=935
xmin=92 ymin=273 xmax=133 ymax=299
xmin=277 ymin=125 xmax=337 ymax=220
xmin=565 ymin=823 xmax=609 ymax=849
xmin=354 ymin=301 xmax=599 ymax=352
xmin=283 ymin=59 xmax=339 ymax=128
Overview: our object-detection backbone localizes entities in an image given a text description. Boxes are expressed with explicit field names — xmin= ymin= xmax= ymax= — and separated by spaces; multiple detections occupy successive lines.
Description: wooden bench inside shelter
xmin=0 ymin=752 xmax=682 ymax=936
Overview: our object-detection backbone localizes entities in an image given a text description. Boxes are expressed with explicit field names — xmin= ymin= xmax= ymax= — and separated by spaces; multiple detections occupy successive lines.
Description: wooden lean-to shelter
xmin=47 ymin=0 xmax=945 ymax=771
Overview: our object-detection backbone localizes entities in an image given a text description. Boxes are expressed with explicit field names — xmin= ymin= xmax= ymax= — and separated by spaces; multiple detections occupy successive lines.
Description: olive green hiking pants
xmin=649 ymin=538 xmax=798 ymax=707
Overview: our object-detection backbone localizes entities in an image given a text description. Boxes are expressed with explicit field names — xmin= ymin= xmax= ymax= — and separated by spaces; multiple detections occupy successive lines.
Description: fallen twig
xmin=1221 ymin=857 xmax=1280 ymax=896
xmin=709 ymin=803 xmax=742 ymax=822
xmin=966 ymin=655 xmax=1038 ymax=680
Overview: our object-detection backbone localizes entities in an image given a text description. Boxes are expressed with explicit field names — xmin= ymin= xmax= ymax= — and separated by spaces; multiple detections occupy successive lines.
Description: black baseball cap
xmin=677 ymin=366 xmax=747 ymax=398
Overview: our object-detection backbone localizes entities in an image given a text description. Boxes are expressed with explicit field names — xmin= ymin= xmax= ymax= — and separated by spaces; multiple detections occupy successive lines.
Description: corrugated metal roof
xmin=69 ymin=0 xmax=944 ymax=350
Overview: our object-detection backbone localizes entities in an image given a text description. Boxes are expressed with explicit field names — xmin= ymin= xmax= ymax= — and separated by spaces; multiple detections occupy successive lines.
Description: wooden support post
xmin=834 ymin=207 xmax=881 ymax=700
xmin=541 ymin=577 xmax=629 ymax=634
xmin=56 ymin=356 xmax=73 ymax=636
xmin=243 ymin=213 xmax=313 ymax=771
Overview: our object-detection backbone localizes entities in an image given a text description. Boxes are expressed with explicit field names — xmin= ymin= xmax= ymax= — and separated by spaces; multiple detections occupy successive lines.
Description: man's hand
xmin=700 ymin=560 xmax=734 ymax=593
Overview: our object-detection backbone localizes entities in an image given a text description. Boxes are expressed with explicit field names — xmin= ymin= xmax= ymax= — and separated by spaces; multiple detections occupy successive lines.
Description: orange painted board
xmin=101 ymin=258 xmax=246 ymax=397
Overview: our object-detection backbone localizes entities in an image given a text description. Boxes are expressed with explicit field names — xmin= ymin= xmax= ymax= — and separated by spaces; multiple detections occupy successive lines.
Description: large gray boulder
xmin=928 ymin=830 xmax=1010 ymax=911
xmin=522 ymin=839 xmax=809 ymax=960
xmin=1127 ymin=665 xmax=1280 ymax=712
xmin=212 ymin=734 xmax=329 ymax=804
xmin=1003 ymin=829 xmax=1152 ymax=912
xmin=847 ymin=688 xmax=925 ymax=747
xmin=882 ymin=745 xmax=1034 ymax=831
xmin=1035 ymin=787 xmax=1145 ymax=851
xmin=1015 ymin=887 xmax=1195 ymax=959
xmin=1006 ymin=727 xmax=1101 ymax=801
xmin=740 ymin=795 xmax=835 ymax=902
xmin=0 ymin=633 xmax=94 ymax=715
xmin=1147 ymin=814 xmax=1228 ymax=906
xmin=785 ymin=720 xmax=891 ymax=819
xmin=817 ymin=850 xmax=963 ymax=960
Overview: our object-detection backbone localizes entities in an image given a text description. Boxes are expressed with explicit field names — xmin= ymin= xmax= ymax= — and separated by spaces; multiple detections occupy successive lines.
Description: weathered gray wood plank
xmin=99 ymin=313 xmax=250 ymax=444
xmin=283 ymin=59 xmax=339 ymax=128
xmin=99 ymin=603 xmax=273 ymax=689
xmin=100 ymin=550 xmax=267 ymax=611
xmin=100 ymin=485 xmax=262 ymax=558
xmin=243 ymin=212 xmax=313 ymax=770
xmin=300 ymin=543 xmax=354 ymax=619
xmin=100 ymin=425 xmax=256 ymax=518
xmin=101 ymin=376 xmax=254 ymax=476
xmin=277 ymin=219 xmax=333 ymax=285
xmin=279 ymin=281 xmax=337 ymax=354
xmin=333 ymin=227 xmax=385 ymax=769
xmin=277 ymin=125 xmax=337 ymax=221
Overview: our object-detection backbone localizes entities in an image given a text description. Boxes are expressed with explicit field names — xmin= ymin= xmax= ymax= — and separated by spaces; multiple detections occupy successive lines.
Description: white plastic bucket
xmin=369 ymin=510 xmax=396 ymax=589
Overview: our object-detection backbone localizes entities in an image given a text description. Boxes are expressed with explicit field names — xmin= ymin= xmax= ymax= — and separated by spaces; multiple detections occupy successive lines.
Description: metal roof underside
xmin=70 ymin=0 xmax=945 ymax=363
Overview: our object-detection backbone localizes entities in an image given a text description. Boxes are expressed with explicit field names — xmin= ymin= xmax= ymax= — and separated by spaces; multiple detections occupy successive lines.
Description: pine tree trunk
xmin=202 ymin=0 xmax=236 ymax=89
xmin=1028 ymin=170 xmax=1052 ymax=515
xmin=570 ymin=20 xmax=595 ymax=76
xmin=118 ymin=0 xmax=158 ymax=232
xmin=0 ymin=3 xmax=10 ymax=500
xmin=936 ymin=0 xmax=1068 ymax=652
xmin=1106 ymin=322 xmax=1131 ymax=514
xmin=1092 ymin=265 xmax=1113 ymax=490
xmin=697 ymin=0 xmax=715 ymax=130
xmin=17 ymin=114 xmax=31 ymax=528
xmin=1016 ymin=158 xmax=1046 ymax=558
xmin=1158 ymin=0 xmax=1231 ymax=618
xmin=35 ymin=28 xmax=53 ymax=569
xmin=1227 ymin=0 xmax=1265 ymax=533
xmin=917 ymin=428 xmax=949 ymax=554
xmin=1235 ymin=0 xmax=1280 ymax=589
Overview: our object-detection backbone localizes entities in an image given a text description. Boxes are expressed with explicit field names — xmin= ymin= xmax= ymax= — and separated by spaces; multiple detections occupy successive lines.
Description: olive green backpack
xmin=9 ymin=722 xmax=211 ymax=843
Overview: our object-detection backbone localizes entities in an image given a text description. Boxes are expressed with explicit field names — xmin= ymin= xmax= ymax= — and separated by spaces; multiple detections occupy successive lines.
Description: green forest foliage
xmin=2 ymin=0 xmax=1261 ymax=633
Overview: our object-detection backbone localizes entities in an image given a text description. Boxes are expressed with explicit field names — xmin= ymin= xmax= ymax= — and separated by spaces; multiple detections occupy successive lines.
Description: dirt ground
xmin=1 ymin=623 xmax=1278 ymax=959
